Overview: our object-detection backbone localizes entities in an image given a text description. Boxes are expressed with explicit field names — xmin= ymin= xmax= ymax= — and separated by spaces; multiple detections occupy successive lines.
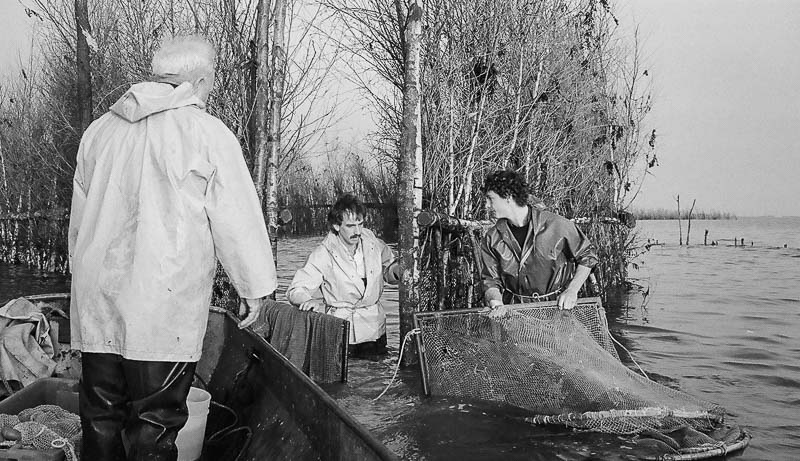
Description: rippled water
xmin=623 ymin=218 xmax=800 ymax=461
xmin=2 ymin=216 xmax=798 ymax=460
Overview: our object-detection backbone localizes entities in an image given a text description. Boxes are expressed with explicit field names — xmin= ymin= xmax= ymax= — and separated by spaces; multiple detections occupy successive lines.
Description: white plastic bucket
xmin=175 ymin=386 xmax=211 ymax=461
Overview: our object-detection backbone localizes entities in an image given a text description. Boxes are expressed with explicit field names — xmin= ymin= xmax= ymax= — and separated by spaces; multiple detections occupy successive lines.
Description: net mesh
xmin=414 ymin=298 xmax=749 ymax=458
xmin=250 ymin=301 xmax=348 ymax=384
xmin=0 ymin=404 xmax=81 ymax=461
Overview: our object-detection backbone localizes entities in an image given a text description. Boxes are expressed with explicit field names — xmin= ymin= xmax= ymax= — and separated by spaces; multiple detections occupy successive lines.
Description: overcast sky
xmin=0 ymin=2 xmax=35 ymax=74
xmin=622 ymin=0 xmax=800 ymax=217
xmin=2 ymin=1 xmax=799 ymax=216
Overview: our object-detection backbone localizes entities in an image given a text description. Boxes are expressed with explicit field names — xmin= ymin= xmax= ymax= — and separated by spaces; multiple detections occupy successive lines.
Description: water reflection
xmin=0 ymin=262 xmax=70 ymax=303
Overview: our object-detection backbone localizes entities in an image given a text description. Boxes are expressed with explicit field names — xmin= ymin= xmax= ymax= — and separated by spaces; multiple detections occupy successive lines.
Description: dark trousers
xmin=80 ymin=352 xmax=197 ymax=461
xmin=349 ymin=333 xmax=388 ymax=359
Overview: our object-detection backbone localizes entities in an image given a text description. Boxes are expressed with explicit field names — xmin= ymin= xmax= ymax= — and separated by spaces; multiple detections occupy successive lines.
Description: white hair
xmin=151 ymin=35 xmax=216 ymax=83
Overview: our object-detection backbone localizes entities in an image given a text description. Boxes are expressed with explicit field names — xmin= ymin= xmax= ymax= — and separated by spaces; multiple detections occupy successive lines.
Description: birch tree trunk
xmin=265 ymin=0 xmax=287 ymax=266
xmin=253 ymin=0 xmax=279 ymax=267
xmin=74 ymin=0 xmax=92 ymax=164
xmin=398 ymin=0 xmax=424 ymax=366
xmin=254 ymin=0 xmax=271 ymax=202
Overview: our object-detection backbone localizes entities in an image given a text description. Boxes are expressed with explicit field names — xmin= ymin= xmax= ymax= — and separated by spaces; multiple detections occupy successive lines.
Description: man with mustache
xmin=286 ymin=194 xmax=400 ymax=357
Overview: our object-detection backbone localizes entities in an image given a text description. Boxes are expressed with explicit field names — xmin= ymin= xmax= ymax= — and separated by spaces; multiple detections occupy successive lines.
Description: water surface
xmin=2 ymin=217 xmax=798 ymax=460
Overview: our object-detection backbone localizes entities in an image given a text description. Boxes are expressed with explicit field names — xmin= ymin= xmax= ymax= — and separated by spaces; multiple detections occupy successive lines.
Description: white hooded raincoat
xmin=69 ymin=82 xmax=276 ymax=362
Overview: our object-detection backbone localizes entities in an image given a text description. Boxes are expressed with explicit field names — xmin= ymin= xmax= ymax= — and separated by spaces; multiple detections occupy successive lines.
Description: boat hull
xmin=22 ymin=294 xmax=397 ymax=461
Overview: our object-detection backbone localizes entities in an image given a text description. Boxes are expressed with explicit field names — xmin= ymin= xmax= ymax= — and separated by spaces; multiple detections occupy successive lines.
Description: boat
xmin=14 ymin=293 xmax=399 ymax=461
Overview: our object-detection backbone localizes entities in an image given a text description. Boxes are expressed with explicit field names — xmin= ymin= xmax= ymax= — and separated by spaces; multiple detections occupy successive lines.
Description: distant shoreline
xmin=631 ymin=209 xmax=737 ymax=220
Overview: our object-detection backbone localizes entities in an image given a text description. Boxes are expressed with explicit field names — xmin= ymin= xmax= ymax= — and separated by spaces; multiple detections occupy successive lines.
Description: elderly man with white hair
xmin=68 ymin=35 xmax=277 ymax=460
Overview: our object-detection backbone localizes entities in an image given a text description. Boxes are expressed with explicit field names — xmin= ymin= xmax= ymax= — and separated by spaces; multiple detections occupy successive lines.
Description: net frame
xmin=413 ymin=298 xmax=729 ymax=432
xmin=413 ymin=297 xmax=613 ymax=396
xmin=411 ymin=297 xmax=755 ymax=459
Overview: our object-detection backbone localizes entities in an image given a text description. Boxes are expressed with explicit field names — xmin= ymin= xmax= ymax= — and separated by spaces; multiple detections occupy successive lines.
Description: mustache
xmin=350 ymin=234 xmax=361 ymax=239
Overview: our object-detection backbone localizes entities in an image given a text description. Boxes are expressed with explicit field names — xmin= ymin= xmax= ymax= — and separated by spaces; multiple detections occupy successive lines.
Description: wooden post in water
xmin=704 ymin=229 xmax=708 ymax=246
xmin=398 ymin=0 xmax=424 ymax=366
xmin=675 ymin=195 xmax=683 ymax=245
xmin=686 ymin=199 xmax=696 ymax=245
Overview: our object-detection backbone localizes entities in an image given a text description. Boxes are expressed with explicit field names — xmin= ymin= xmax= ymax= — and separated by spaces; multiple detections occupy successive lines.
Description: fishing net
xmin=250 ymin=301 xmax=350 ymax=384
xmin=0 ymin=404 xmax=81 ymax=461
xmin=413 ymin=298 xmax=750 ymax=460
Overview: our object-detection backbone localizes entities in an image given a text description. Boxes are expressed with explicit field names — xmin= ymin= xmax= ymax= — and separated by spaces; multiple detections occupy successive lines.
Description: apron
xmin=328 ymin=302 xmax=386 ymax=344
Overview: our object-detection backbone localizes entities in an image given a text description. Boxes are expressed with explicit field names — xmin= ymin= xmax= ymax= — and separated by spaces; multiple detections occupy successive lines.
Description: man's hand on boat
xmin=238 ymin=296 xmax=267 ymax=329
xmin=298 ymin=299 xmax=325 ymax=312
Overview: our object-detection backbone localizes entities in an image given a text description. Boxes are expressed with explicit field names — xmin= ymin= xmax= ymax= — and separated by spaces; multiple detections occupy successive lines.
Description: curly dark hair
xmin=327 ymin=193 xmax=366 ymax=233
xmin=481 ymin=170 xmax=529 ymax=206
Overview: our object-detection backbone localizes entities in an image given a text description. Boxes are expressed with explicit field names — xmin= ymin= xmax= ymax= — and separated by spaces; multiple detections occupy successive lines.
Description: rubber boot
xmin=80 ymin=353 xmax=197 ymax=461
xmin=80 ymin=353 xmax=129 ymax=461
xmin=124 ymin=359 xmax=196 ymax=461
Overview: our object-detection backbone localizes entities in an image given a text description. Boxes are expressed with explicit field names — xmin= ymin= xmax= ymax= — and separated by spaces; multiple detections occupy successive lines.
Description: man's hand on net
xmin=557 ymin=289 xmax=578 ymax=310
xmin=299 ymin=299 xmax=325 ymax=312
xmin=238 ymin=296 xmax=265 ymax=329
xmin=487 ymin=299 xmax=510 ymax=318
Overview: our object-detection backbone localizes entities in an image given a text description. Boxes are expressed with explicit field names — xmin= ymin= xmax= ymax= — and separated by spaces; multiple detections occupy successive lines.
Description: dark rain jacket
xmin=480 ymin=207 xmax=599 ymax=304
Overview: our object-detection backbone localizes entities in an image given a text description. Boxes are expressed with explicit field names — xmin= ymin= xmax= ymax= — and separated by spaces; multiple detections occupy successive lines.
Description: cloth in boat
xmin=480 ymin=206 xmax=598 ymax=305
xmin=0 ymin=298 xmax=56 ymax=386
xmin=286 ymin=228 xmax=398 ymax=344
xmin=252 ymin=300 xmax=347 ymax=383
xmin=68 ymin=81 xmax=277 ymax=362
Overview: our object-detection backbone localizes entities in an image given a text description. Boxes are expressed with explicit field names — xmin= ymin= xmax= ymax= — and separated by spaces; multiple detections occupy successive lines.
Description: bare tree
xmin=74 ymin=0 xmax=92 ymax=151
xmin=322 ymin=0 xmax=656 ymax=298
xmin=686 ymin=198 xmax=696 ymax=245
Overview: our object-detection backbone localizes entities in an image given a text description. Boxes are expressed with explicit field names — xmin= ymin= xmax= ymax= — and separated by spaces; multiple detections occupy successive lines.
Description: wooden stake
xmin=686 ymin=199 xmax=696 ymax=245
xmin=676 ymin=195 xmax=682 ymax=245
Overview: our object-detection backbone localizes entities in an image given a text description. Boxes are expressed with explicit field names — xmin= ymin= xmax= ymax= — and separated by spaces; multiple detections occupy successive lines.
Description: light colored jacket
xmin=286 ymin=228 xmax=398 ymax=344
xmin=68 ymin=81 xmax=277 ymax=361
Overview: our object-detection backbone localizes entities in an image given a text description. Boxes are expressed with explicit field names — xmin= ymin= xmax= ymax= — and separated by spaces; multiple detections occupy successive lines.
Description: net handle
xmin=413 ymin=297 xmax=604 ymax=318
xmin=525 ymin=407 xmax=724 ymax=425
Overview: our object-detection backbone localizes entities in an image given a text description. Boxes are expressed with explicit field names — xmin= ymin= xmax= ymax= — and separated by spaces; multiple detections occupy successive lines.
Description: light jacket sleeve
xmin=68 ymin=135 xmax=89 ymax=268
xmin=286 ymin=248 xmax=326 ymax=305
xmin=380 ymin=240 xmax=400 ymax=285
xmin=205 ymin=126 xmax=277 ymax=299
xmin=480 ymin=230 xmax=504 ymax=303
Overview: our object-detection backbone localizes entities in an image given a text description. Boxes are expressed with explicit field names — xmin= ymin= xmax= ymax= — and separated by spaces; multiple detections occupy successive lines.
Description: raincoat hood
xmin=110 ymin=81 xmax=205 ymax=123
